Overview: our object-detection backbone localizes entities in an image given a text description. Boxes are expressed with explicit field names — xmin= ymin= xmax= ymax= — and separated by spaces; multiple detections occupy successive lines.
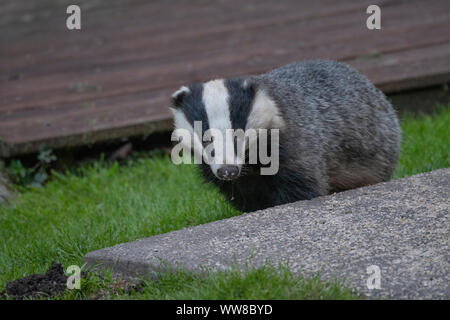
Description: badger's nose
xmin=216 ymin=165 xmax=240 ymax=180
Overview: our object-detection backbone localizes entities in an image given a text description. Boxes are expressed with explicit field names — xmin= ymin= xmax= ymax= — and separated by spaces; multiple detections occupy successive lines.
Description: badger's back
xmin=254 ymin=60 xmax=401 ymax=194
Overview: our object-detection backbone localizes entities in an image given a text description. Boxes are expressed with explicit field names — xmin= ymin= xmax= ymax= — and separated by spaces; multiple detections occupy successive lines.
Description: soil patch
xmin=1 ymin=262 xmax=67 ymax=300
xmin=0 ymin=262 xmax=144 ymax=300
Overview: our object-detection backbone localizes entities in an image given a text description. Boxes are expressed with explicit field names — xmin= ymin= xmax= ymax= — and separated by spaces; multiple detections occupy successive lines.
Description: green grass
xmin=394 ymin=106 xmax=450 ymax=178
xmin=1 ymin=106 xmax=449 ymax=300
xmin=62 ymin=264 xmax=357 ymax=300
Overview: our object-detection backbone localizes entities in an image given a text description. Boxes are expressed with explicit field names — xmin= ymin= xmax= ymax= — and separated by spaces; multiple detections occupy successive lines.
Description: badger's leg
xmin=328 ymin=164 xmax=380 ymax=193
xmin=270 ymin=164 xmax=327 ymax=206
xmin=327 ymin=153 xmax=399 ymax=193
xmin=201 ymin=162 xmax=326 ymax=212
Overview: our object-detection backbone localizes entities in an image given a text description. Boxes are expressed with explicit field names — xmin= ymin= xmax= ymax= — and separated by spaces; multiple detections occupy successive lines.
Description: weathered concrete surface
xmin=85 ymin=168 xmax=450 ymax=299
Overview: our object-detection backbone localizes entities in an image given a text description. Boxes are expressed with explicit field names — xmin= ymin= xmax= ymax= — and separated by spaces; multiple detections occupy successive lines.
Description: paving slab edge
xmin=84 ymin=168 xmax=450 ymax=299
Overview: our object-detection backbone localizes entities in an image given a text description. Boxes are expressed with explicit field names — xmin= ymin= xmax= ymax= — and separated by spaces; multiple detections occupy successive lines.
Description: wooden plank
xmin=1 ymin=0 xmax=364 ymax=69
xmin=1 ymin=0 xmax=450 ymax=157
xmin=347 ymin=43 xmax=450 ymax=92
xmin=3 ymin=13 xmax=449 ymax=115
xmin=3 ymin=42 xmax=449 ymax=150
xmin=1 ymin=0 xmax=438 ymax=76
xmin=3 ymin=2 xmax=449 ymax=113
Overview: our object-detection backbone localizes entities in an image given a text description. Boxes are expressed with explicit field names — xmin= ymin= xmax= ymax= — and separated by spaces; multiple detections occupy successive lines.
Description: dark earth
xmin=0 ymin=262 xmax=144 ymax=300
xmin=1 ymin=262 xmax=67 ymax=300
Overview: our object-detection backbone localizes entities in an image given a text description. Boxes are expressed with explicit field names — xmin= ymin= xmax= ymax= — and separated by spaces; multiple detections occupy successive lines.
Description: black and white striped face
xmin=170 ymin=78 xmax=284 ymax=180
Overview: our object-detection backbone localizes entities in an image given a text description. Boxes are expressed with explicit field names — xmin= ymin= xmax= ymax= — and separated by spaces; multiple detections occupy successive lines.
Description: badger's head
xmin=170 ymin=78 xmax=284 ymax=181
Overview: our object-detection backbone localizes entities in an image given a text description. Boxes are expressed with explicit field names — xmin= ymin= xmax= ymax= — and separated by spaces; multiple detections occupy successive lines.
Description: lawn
xmin=0 ymin=106 xmax=449 ymax=300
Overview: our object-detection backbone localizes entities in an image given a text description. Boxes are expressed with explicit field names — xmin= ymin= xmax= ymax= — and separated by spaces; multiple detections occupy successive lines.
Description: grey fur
xmin=173 ymin=60 xmax=401 ymax=212
xmin=252 ymin=60 xmax=401 ymax=193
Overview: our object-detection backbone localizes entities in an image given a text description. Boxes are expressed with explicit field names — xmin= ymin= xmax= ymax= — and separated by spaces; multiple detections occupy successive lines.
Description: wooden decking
xmin=1 ymin=0 xmax=450 ymax=157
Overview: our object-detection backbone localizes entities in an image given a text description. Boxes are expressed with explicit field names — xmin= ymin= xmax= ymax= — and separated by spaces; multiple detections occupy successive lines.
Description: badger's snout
xmin=216 ymin=165 xmax=240 ymax=181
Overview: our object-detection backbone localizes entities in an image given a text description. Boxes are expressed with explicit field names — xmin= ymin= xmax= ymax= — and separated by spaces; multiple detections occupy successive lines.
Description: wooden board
xmin=1 ymin=0 xmax=450 ymax=156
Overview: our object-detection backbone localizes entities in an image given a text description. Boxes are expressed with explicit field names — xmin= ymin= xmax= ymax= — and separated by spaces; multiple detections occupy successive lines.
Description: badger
xmin=170 ymin=60 xmax=401 ymax=212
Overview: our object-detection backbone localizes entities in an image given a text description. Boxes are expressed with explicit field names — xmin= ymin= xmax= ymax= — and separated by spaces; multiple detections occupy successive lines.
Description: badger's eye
xmin=203 ymin=140 xmax=215 ymax=158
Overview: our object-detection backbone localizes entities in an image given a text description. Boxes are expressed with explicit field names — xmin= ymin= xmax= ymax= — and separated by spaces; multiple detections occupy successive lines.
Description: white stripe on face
xmin=245 ymin=89 xmax=285 ymax=130
xmin=202 ymin=79 xmax=237 ymax=172
xmin=170 ymin=107 xmax=204 ymax=161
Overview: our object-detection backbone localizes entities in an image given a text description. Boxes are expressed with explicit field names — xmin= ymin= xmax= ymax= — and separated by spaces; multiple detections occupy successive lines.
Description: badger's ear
xmin=242 ymin=78 xmax=256 ymax=92
xmin=171 ymin=86 xmax=190 ymax=108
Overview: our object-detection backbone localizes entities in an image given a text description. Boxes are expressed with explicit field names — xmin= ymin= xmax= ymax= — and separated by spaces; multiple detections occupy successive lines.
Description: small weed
xmin=7 ymin=146 xmax=57 ymax=188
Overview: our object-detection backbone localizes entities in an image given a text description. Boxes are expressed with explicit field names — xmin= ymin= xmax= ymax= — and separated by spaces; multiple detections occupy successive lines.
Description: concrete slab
xmin=84 ymin=168 xmax=450 ymax=299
